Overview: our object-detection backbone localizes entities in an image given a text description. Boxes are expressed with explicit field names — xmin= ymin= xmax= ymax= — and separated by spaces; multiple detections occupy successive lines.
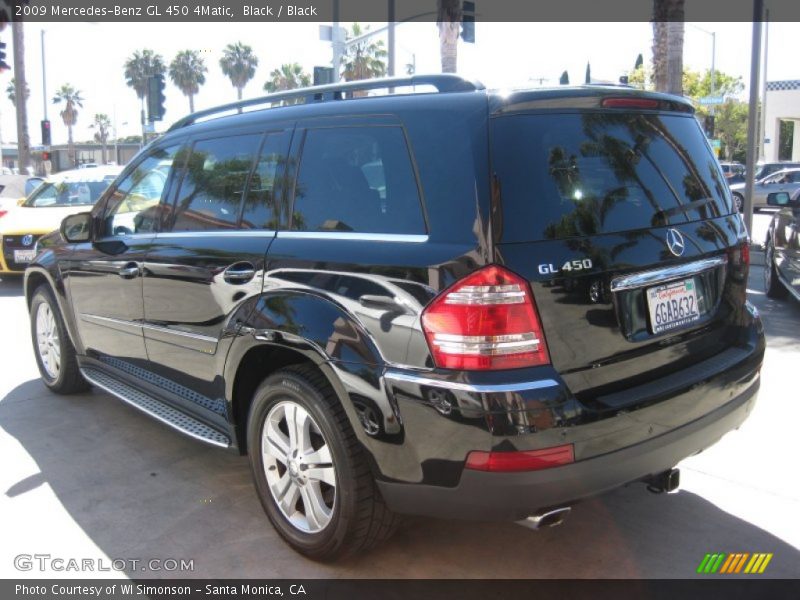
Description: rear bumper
xmin=378 ymin=376 xmax=758 ymax=520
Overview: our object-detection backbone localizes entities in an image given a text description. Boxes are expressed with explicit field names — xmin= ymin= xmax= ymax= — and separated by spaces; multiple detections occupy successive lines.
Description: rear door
xmin=140 ymin=127 xmax=292 ymax=423
xmin=490 ymin=108 xmax=744 ymax=407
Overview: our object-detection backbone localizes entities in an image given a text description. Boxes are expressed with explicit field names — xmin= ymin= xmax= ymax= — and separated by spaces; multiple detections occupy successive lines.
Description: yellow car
xmin=0 ymin=166 xmax=121 ymax=275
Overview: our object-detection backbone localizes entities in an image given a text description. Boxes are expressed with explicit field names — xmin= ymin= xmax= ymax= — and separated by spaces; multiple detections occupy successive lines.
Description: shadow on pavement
xmin=2 ymin=378 xmax=798 ymax=579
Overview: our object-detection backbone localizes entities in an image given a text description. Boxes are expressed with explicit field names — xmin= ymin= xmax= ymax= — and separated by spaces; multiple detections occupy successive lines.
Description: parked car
xmin=729 ymin=168 xmax=800 ymax=212
xmin=764 ymin=190 xmax=800 ymax=302
xmin=753 ymin=161 xmax=800 ymax=181
xmin=25 ymin=76 xmax=764 ymax=559
xmin=0 ymin=166 xmax=120 ymax=275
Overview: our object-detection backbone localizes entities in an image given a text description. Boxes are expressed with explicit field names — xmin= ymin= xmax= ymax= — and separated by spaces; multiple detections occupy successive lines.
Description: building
xmin=1 ymin=142 xmax=141 ymax=175
xmin=763 ymin=80 xmax=800 ymax=162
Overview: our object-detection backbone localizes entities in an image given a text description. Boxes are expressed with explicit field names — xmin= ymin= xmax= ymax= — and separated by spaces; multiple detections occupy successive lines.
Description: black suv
xmin=25 ymin=75 xmax=764 ymax=559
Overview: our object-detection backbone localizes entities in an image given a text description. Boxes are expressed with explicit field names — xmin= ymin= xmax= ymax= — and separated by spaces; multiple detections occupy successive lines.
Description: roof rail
xmin=168 ymin=74 xmax=485 ymax=131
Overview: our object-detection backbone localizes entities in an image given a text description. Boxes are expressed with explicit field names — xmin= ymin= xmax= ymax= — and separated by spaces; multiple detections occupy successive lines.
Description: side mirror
xmin=766 ymin=192 xmax=792 ymax=207
xmin=60 ymin=212 xmax=93 ymax=243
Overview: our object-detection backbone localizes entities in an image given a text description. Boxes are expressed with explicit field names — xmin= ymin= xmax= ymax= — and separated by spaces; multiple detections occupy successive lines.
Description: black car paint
xmin=25 ymin=85 xmax=765 ymax=520
xmin=766 ymin=198 xmax=800 ymax=301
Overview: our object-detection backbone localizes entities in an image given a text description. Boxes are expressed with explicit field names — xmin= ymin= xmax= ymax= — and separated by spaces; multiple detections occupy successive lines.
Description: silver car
xmin=730 ymin=168 xmax=800 ymax=211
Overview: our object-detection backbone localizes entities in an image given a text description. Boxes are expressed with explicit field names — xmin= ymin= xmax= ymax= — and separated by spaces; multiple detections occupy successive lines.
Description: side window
xmin=170 ymin=134 xmax=262 ymax=232
xmin=102 ymin=145 xmax=180 ymax=237
xmin=292 ymin=126 xmax=425 ymax=234
xmin=241 ymin=131 xmax=292 ymax=230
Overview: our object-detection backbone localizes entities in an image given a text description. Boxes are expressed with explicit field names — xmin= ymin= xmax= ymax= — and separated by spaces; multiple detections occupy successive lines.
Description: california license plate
xmin=13 ymin=249 xmax=36 ymax=263
xmin=646 ymin=279 xmax=701 ymax=334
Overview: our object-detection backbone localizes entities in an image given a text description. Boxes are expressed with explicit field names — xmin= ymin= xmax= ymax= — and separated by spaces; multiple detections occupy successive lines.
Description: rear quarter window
xmin=491 ymin=112 xmax=733 ymax=242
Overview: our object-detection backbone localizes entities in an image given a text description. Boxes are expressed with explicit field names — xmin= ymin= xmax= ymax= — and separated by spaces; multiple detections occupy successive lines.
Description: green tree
xmin=90 ymin=113 xmax=112 ymax=164
xmin=436 ymin=0 xmax=461 ymax=74
xmin=220 ymin=42 xmax=259 ymax=103
xmin=124 ymin=49 xmax=166 ymax=139
xmin=52 ymin=84 xmax=84 ymax=168
xmin=682 ymin=69 xmax=743 ymax=100
xmin=713 ymin=100 xmax=749 ymax=161
xmin=5 ymin=78 xmax=30 ymax=107
xmin=559 ymin=71 xmax=569 ymax=85
xmin=628 ymin=64 xmax=653 ymax=90
xmin=169 ymin=50 xmax=207 ymax=113
xmin=341 ymin=23 xmax=387 ymax=83
xmin=585 ymin=62 xmax=591 ymax=84
xmin=264 ymin=63 xmax=311 ymax=94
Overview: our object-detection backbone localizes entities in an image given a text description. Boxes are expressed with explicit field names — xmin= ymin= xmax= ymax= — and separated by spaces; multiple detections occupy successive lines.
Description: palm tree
xmin=436 ymin=0 xmax=461 ymax=74
xmin=169 ymin=50 xmax=207 ymax=113
xmin=652 ymin=0 xmax=685 ymax=95
xmin=5 ymin=78 xmax=30 ymax=107
xmin=341 ymin=23 xmax=387 ymax=83
xmin=12 ymin=21 xmax=31 ymax=172
xmin=124 ymin=49 xmax=166 ymax=140
xmin=90 ymin=114 xmax=112 ymax=164
xmin=220 ymin=42 xmax=258 ymax=105
xmin=264 ymin=63 xmax=311 ymax=93
xmin=52 ymin=84 xmax=83 ymax=168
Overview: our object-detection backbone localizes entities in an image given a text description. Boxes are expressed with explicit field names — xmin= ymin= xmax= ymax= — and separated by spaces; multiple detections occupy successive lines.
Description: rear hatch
xmin=489 ymin=93 xmax=749 ymax=412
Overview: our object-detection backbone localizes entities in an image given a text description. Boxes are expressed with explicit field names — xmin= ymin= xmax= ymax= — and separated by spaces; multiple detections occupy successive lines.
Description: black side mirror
xmin=61 ymin=212 xmax=93 ymax=243
xmin=766 ymin=192 xmax=793 ymax=207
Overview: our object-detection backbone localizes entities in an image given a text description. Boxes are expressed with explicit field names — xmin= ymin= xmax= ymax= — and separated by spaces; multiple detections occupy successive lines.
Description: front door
xmin=66 ymin=144 xmax=183 ymax=364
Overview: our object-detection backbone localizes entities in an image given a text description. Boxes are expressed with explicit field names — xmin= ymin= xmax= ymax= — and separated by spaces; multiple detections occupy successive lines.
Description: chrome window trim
xmin=610 ymin=255 xmax=728 ymax=292
xmin=383 ymin=369 xmax=559 ymax=393
xmin=278 ymin=231 xmax=428 ymax=243
xmin=153 ymin=230 xmax=277 ymax=238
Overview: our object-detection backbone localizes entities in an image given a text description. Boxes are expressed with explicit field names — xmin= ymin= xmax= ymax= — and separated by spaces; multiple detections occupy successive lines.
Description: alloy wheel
xmin=35 ymin=302 xmax=61 ymax=379
xmin=261 ymin=401 xmax=336 ymax=533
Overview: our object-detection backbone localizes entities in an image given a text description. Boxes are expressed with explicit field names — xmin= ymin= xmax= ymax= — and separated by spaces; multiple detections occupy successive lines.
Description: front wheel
xmin=29 ymin=285 xmax=89 ymax=393
xmin=247 ymin=365 xmax=398 ymax=560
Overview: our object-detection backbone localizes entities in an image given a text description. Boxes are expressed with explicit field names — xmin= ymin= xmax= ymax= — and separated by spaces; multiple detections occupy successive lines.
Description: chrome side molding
xmin=384 ymin=369 xmax=559 ymax=393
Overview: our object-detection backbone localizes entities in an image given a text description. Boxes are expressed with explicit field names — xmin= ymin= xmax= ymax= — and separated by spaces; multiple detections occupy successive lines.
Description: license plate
xmin=13 ymin=249 xmax=36 ymax=263
xmin=646 ymin=279 xmax=701 ymax=334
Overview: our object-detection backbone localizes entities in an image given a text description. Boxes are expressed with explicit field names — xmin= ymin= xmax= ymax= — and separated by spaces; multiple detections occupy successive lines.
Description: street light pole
xmin=743 ymin=0 xmax=765 ymax=237
xmin=710 ymin=31 xmax=716 ymax=116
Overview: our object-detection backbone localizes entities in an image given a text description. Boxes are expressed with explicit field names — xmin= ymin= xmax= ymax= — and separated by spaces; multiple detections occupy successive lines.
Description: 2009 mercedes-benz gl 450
xmin=26 ymin=76 xmax=764 ymax=559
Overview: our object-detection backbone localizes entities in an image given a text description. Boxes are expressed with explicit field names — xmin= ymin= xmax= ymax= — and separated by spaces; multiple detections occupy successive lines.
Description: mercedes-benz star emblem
xmin=666 ymin=228 xmax=685 ymax=257
xmin=21 ymin=234 xmax=34 ymax=247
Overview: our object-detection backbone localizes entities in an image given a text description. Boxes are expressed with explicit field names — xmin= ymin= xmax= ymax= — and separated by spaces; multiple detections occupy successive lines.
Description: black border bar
xmin=2 ymin=0 xmax=800 ymax=23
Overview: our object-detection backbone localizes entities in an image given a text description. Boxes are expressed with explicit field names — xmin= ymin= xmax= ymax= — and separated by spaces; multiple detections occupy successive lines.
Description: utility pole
xmin=41 ymin=30 xmax=47 ymax=120
xmin=710 ymin=31 xmax=716 ymax=117
xmin=12 ymin=21 xmax=31 ymax=173
xmin=759 ymin=11 xmax=769 ymax=161
xmin=388 ymin=0 xmax=396 ymax=77
xmin=743 ymin=0 xmax=764 ymax=237
xmin=332 ymin=0 xmax=343 ymax=82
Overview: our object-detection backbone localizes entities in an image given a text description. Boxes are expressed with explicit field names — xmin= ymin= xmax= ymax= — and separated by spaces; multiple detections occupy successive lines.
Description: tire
xmin=764 ymin=239 xmax=788 ymax=299
xmin=247 ymin=365 xmax=399 ymax=560
xmin=29 ymin=284 xmax=89 ymax=394
xmin=732 ymin=193 xmax=743 ymax=213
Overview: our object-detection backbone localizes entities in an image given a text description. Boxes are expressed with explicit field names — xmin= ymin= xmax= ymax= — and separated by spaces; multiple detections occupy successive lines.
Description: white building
xmin=763 ymin=80 xmax=800 ymax=161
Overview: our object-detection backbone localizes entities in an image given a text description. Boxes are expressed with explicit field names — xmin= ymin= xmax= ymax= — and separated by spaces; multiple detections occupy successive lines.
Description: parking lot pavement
xmin=1 ymin=246 xmax=798 ymax=579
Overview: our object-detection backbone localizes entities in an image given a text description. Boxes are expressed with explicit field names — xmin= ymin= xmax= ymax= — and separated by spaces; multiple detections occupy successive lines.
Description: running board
xmin=81 ymin=367 xmax=231 ymax=448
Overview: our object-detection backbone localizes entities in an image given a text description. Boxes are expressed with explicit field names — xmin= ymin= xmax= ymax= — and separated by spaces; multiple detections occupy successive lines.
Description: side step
xmin=81 ymin=367 xmax=231 ymax=448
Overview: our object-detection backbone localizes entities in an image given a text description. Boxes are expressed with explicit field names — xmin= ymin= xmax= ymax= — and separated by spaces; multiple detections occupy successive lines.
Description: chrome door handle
xmin=118 ymin=263 xmax=140 ymax=279
xmin=223 ymin=263 xmax=256 ymax=283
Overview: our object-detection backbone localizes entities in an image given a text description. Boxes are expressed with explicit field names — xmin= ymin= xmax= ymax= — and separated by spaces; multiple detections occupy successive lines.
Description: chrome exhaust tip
xmin=516 ymin=506 xmax=571 ymax=530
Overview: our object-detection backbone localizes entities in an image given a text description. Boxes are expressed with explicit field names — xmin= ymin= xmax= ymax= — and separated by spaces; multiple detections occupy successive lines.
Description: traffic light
xmin=0 ymin=41 xmax=9 ymax=72
xmin=147 ymin=74 xmax=166 ymax=122
xmin=41 ymin=151 xmax=49 ymax=161
xmin=41 ymin=120 xmax=51 ymax=146
xmin=461 ymin=1 xmax=475 ymax=44
xmin=704 ymin=114 xmax=715 ymax=138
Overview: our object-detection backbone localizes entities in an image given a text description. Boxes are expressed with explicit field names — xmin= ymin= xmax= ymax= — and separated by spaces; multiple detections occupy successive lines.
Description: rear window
xmin=491 ymin=112 xmax=733 ymax=242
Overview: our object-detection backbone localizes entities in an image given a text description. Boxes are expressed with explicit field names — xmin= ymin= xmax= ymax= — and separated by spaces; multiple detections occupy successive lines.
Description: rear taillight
xmin=0 ymin=210 xmax=7 ymax=219
xmin=421 ymin=265 xmax=549 ymax=370
xmin=729 ymin=243 xmax=749 ymax=267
